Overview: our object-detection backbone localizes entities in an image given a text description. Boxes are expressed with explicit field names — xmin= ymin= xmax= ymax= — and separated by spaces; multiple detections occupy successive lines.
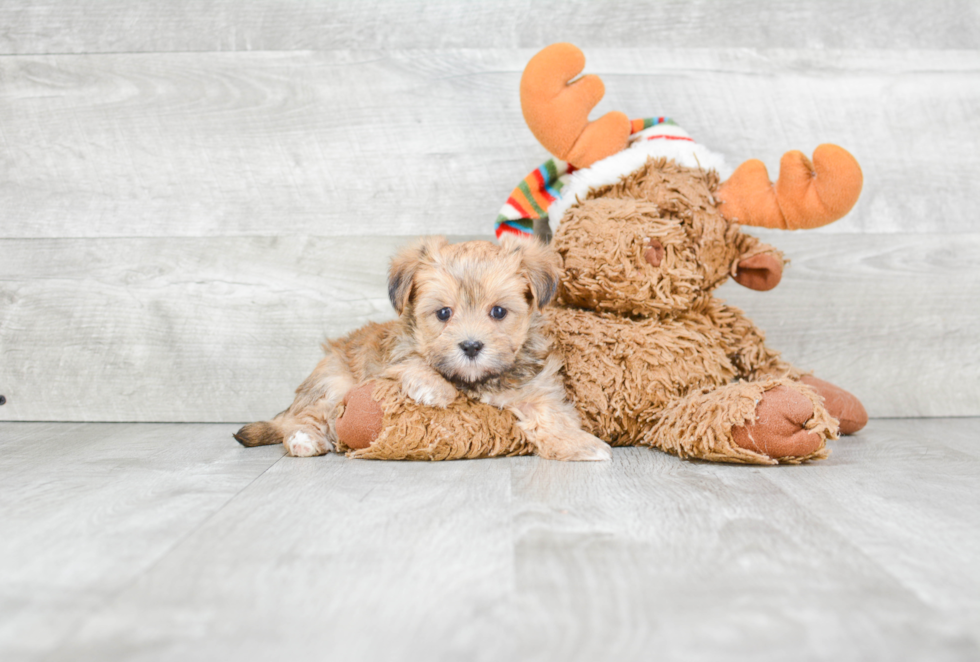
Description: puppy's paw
xmin=284 ymin=430 xmax=332 ymax=457
xmin=404 ymin=377 xmax=458 ymax=409
xmin=566 ymin=439 xmax=613 ymax=462
xmin=536 ymin=430 xmax=612 ymax=462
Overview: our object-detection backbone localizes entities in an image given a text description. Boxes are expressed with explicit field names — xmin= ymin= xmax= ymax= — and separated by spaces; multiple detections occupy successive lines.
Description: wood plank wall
xmin=1 ymin=1 xmax=978 ymax=422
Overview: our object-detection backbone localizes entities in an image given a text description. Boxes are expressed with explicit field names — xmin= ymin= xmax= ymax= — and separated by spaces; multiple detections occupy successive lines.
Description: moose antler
xmin=520 ymin=43 xmax=631 ymax=169
xmin=716 ymin=145 xmax=863 ymax=230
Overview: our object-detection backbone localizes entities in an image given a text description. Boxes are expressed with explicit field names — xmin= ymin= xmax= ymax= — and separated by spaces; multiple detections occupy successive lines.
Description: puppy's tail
xmin=234 ymin=419 xmax=284 ymax=447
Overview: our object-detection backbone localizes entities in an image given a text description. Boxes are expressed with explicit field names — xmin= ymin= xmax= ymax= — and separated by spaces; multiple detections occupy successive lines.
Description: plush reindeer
xmin=330 ymin=43 xmax=868 ymax=464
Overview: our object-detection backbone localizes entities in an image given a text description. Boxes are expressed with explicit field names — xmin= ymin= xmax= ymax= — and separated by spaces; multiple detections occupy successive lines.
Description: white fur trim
xmin=548 ymin=139 xmax=731 ymax=227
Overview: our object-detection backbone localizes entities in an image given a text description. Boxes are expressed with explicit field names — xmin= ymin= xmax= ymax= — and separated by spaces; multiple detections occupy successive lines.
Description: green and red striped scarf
xmin=495 ymin=117 xmax=687 ymax=239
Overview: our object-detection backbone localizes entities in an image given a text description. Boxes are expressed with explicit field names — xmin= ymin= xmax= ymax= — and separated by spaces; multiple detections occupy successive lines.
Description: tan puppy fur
xmin=235 ymin=236 xmax=611 ymax=462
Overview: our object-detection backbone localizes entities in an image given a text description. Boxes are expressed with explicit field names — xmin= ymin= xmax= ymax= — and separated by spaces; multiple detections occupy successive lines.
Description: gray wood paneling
xmin=2 ymin=3 xmax=976 ymax=425
xmin=2 ymin=49 xmax=977 ymax=238
xmin=717 ymin=228 xmax=980 ymax=419
xmin=1 ymin=419 xmax=977 ymax=661
xmin=1 ymin=0 xmax=977 ymax=54
xmin=0 ymin=234 xmax=404 ymax=423
xmin=1 ymin=233 xmax=977 ymax=422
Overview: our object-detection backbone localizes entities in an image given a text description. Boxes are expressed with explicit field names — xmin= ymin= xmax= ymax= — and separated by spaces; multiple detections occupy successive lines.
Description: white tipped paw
xmin=284 ymin=431 xmax=330 ymax=457
xmin=404 ymin=378 xmax=458 ymax=408
xmin=536 ymin=431 xmax=612 ymax=462
xmin=568 ymin=440 xmax=613 ymax=462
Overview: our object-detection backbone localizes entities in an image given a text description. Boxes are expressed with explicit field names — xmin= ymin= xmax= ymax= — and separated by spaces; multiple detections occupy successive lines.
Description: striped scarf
xmin=495 ymin=117 xmax=690 ymax=239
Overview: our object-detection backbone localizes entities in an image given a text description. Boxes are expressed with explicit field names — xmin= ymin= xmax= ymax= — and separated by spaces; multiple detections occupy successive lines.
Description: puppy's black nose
xmin=459 ymin=340 xmax=484 ymax=359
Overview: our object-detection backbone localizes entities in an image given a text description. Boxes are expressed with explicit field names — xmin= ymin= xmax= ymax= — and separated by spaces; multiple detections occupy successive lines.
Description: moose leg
xmin=720 ymin=310 xmax=868 ymax=435
xmin=642 ymin=379 xmax=839 ymax=465
xmin=335 ymin=379 xmax=533 ymax=461
xmin=721 ymin=306 xmax=803 ymax=383
xmin=336 ymin=379 xmax=608 ymax=461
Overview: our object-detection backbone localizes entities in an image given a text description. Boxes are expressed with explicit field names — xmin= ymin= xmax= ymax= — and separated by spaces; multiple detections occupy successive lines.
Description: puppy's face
xmin=388 ymin=236 xmax=559 ymax=385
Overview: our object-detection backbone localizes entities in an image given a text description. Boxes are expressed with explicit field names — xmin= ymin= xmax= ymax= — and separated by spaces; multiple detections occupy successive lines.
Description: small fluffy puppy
xmin=235 ymin=236 xmax=611 ymax=461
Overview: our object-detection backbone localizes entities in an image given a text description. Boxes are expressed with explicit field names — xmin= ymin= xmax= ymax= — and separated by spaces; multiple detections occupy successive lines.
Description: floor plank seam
xmin=755 ymin=467 xmax=957 ymax=616
xmin=40 ymin=450 xmax=287 ymax=658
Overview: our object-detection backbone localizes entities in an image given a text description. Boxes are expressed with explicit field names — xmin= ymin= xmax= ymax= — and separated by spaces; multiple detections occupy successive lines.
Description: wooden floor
xmin=2 ymin=419 xmax=978 ymax=661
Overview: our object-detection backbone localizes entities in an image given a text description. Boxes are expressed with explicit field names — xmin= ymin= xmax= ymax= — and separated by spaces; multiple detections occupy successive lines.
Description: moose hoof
xmin=732 ymin=386 xmax=824 ymax=459
xmin=336 ymin=382 xmax=384 ymax=450
xmin=800 ymin=375 xmax=868 ymax=434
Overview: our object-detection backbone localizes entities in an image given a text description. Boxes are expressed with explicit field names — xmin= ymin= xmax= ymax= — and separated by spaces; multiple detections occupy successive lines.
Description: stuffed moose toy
xmin=325 ymin=43 xmax=868 ymax=465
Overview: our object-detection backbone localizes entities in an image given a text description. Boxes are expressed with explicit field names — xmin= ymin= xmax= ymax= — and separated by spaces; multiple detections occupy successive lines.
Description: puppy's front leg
xmin=385 ymin=358 xmax=459 ymax=408
xmin=512 ymin=394 xmax=612 ymax=462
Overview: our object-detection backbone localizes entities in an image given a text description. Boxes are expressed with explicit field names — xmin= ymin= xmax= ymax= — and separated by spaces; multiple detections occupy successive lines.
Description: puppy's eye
xmin=490 ymin=306 xmax=507 ymax=320
xmin=436 ymin=307 xmax=452 ymax=322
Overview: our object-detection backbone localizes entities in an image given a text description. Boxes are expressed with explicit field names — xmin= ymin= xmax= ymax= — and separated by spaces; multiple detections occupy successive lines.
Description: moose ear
xmin=501 ymin=234 xmax=561 ymax=309
xmin=388 ymin=237 xmax=447 ymax=314
xmin=733 ymin=250 xmax=784 ymax=291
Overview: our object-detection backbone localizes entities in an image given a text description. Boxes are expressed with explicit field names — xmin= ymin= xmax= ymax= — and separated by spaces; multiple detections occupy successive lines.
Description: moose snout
xmin=459 ymin=340 xmax=484 ymax=359
xmin=644 ymin=240 xmax=664 ymax=267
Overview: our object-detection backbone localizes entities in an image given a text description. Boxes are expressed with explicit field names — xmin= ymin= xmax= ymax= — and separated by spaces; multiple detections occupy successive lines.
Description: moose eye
xmin=436 ymin=307 xmax=452 ymax=322
xmin=490 ymin=306 xmax=507 ymax=320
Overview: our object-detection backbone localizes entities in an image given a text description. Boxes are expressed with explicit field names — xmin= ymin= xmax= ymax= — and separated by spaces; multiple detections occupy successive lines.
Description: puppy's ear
xmin=388 ymin=236 xmax=447 ymax=314
xmin=501 ymin=234 xmax=561 ymax=309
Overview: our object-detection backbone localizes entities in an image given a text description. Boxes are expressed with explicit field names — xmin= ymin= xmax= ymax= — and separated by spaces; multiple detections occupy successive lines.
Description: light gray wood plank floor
xmin=1 ymin=419 xmax=977 ymax=662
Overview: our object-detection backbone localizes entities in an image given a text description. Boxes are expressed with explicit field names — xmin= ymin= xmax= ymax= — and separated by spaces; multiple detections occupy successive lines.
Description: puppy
xmin=235 ymin=235 xmax=611 ymax=461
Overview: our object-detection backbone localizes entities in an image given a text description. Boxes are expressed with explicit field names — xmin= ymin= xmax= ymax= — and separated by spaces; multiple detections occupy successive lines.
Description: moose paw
xmin=336 ymin=381 xmax=385 ymax=450
xmin=731 ymin=385 xmax=824 ymax=459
